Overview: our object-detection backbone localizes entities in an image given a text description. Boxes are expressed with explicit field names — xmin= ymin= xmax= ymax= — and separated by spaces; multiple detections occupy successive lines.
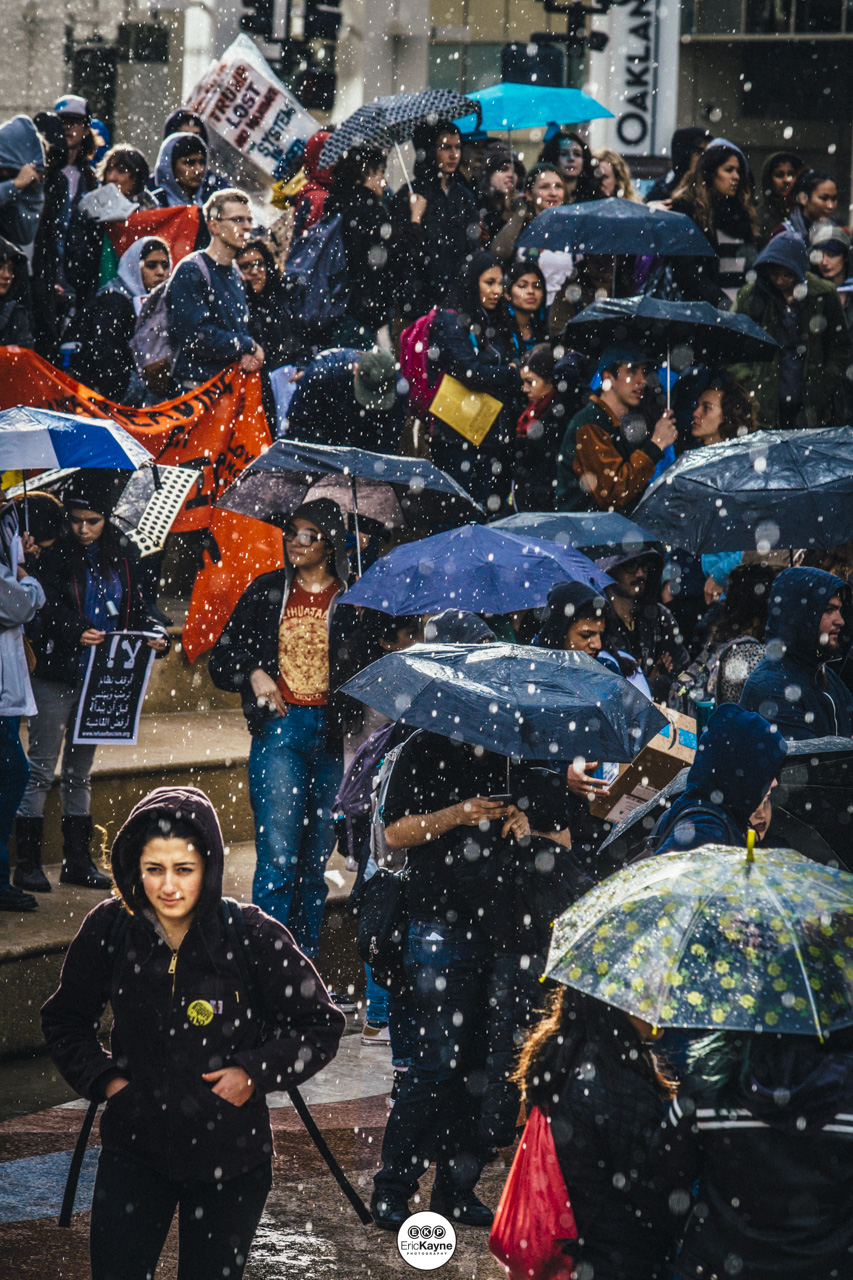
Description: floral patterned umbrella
xmin=546 ymin=844 xmax=853 ymax=1038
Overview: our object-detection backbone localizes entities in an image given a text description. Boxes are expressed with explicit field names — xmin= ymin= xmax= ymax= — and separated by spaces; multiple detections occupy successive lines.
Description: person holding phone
xmin=14 ymin=476 xmax=167 ymax=893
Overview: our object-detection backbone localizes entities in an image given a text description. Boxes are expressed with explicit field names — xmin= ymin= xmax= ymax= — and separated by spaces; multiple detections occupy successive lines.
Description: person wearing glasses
xmin=209 ymin=499 xmax=352 ymax=961
xmin=166 ymin=188 xmax=264 ymax=391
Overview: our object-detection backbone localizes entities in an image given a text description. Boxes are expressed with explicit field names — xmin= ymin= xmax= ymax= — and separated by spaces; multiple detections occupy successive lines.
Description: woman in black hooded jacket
xmin=0 ymin=235 xmax=33 ymax=346
xmin=42 ymin=784 xmax=345 ymax=1280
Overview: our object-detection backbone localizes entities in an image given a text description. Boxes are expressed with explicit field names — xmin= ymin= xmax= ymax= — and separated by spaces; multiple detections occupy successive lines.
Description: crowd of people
xmin=1 ymin=91 xmax=853 ymax=1280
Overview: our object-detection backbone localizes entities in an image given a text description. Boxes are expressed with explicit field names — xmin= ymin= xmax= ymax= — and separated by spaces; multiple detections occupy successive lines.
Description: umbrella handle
xmin=393 ymin=141 xmax=414 ymax=198
xmin=350 ymin=476 xmax=363 ymax=578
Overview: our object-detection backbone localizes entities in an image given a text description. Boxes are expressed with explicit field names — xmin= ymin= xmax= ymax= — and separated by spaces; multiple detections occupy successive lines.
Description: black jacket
xmin=740 ymin=567 xmax=853 ymax=740
xmin=30 ymin=533 xmax=168 ymax=686
xmin=657 ymin=1048 xmax=853 ymax=1279
xmin=550 ymin=1057 xmax=670 ymax=1280
xmin=391 ymin=169 xmax=480 ymax=315
xmin=0 ymin=235 xmax=33 ymax=346
xmin=597 ymin=550 xmax=689 ymax=701
xmin=428 ymin=307 xmax=522 ymax=451
xmin=325 ymin=184 xmax=401 ymax=331
xmin=71 ymin=288 xmax=140 ymax=402
xmin=512 ymin=393 xmax=571 ymax=511
xmin=41 ymin=786 xmax=345 ymax=1182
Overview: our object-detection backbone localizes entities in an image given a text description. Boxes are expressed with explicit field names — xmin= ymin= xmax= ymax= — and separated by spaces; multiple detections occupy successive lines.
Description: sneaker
xmin=0 ymin=884 xmax=37 ymax=912
xmin=361 ymin=1021 xmax=391 ymax=1046
xmin=327 ymin=990 xmax=357 ymax=1014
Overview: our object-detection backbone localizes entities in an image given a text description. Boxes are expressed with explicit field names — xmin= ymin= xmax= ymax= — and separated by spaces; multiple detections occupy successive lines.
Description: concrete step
xmin=0 ymin=845 xmax=360 ymax=1059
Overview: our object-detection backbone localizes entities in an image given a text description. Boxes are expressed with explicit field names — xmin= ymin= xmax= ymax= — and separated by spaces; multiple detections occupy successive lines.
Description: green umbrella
xmin=545 ymin=843 xmax=853 ymax=1039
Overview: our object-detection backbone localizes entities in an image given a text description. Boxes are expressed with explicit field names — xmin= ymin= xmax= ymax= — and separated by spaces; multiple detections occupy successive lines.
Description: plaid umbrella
xmin=319 ymin=90 xmax=481 ymax=168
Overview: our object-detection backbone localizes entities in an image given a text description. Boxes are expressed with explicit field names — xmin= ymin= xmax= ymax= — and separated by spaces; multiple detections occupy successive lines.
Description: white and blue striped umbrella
xmin=0 ymin=407 xmax=153 ymax=471
xmin=319 ymin=90 xmax=481 ymax=168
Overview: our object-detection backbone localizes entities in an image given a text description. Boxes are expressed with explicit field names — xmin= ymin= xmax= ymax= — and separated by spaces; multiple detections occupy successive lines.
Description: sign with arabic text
xmin=73 ymin=632 xmax=157 ymax=746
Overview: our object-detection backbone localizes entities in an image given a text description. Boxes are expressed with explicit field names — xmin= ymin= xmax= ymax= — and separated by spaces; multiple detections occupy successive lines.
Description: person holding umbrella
xmin=554 ymin=343 xmax=677 ymax=513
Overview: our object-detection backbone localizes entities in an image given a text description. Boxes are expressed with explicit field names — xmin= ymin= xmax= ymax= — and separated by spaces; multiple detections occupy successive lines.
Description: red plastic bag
xmin=489 ymin=1106 xmax=578 ymax=1280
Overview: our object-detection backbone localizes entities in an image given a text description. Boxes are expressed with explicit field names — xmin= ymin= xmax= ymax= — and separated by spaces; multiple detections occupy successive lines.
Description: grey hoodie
xmin=152 ymin=133 xmax=208 ymax=208
xmin=0 ymin=115 xmax=45 ymax=246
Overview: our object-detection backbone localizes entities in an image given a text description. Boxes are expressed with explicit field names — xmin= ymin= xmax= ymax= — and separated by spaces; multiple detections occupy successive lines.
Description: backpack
xmin=284 ymin=212 xmax=348 ymax=329
xmin=129 ymin=253 xmax=212 ymax=377
xmin=399 ymin=308 xmax=441 ymax=418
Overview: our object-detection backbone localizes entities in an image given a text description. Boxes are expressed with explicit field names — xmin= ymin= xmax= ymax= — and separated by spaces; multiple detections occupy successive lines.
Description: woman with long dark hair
xmin=14 ymin=475 xmax=168 ymax=893
xmin=513 ymin=986 xmax=675 ymax=1279
xmin=505 ymin=259 xmax=548 ymax=356
xmin=477 ymin=147 xmax=525 ymax=244
xmin=757 ymin=149 xmax=802 ymax=242
xmin=235 ymin=236 xmax=297 ymax=369
xmin=426 ymin=249 xmax=522 ymax=510
xmin=784 ymin=168 xmax=839 ymax=243
xmin=539 ymin=130 xmax=599 ymax=204
xmin=671 ymin=143 xmax=760 ymax=307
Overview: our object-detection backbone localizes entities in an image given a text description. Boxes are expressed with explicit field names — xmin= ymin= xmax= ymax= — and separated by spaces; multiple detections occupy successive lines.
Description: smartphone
xmin=488 ymin=794 xmax=513 ymax=804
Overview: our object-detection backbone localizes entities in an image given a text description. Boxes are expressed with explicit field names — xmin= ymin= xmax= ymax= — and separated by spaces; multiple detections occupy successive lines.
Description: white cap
xmin=54 ymin=95 xmax=89 ymax=118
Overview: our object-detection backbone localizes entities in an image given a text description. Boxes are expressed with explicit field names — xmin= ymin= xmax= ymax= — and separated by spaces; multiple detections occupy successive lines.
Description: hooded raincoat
xmin=652 ymin=703 xmax=788 ymax=855
xmin=41 ymin=786 xmax=345 ymax=1182
xmin=0 ymin=115 xmax=45 ymax=247
xmin=151 ymin=133 xmax=209 ymax=208
xmin=740 ymin=566 xmax=853 ymax=740
xmin=730 ymin=232 xmax=852 ymax=430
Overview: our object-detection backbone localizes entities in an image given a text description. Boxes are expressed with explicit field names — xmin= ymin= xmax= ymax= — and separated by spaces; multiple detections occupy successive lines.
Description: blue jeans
xmin=365 ymin=964 xmax=389 ymax=1024
xmin=0 ymin=718 xmax=29 ymax=889
xmin=247 ymin=706 xmax=341 ymax=958
xmin=375 ymin=919 xmax=491 ymax=1199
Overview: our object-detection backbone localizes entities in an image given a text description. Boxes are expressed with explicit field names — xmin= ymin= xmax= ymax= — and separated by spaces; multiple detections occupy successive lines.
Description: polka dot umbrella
xmin=546 ymin=842 xmax=853 ymax=1038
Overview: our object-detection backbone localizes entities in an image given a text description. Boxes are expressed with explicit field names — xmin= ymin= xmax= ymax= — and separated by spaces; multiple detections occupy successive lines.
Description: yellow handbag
xmin=429 ymin=374 xmax=503 ymax=447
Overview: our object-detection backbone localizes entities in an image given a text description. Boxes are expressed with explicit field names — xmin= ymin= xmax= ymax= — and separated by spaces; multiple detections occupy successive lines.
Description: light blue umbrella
xmin=0 ymin=407 xmax=153 ymax=471
xmin=455 ymin=83 xmax=613 ymax=134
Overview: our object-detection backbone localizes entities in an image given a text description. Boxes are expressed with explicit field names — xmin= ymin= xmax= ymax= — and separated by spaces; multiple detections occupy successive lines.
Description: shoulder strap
xmin=220 ymin=897 xmax=265 ymax=1019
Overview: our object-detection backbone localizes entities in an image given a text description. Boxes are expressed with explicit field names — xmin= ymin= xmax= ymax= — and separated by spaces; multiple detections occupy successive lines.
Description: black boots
xmin=59 ymin=815 xmax=111 ymax=890
xmin=13 ymin=816 xmax=51 ymax=893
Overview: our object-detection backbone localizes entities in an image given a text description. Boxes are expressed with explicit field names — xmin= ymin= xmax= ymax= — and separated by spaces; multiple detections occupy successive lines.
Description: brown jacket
xmin=555 ymin=396 xmax=662 ymax=511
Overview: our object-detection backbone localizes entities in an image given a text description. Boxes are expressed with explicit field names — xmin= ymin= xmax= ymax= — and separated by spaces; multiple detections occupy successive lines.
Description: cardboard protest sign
xmin=73 ymin=632 xmax=157 ymax=746
xmin=185 ymin=34 xmax=315 ymax=184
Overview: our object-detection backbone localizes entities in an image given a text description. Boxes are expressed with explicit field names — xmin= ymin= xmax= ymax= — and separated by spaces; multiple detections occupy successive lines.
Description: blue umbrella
xmin=341 ymin=642 xmax=666 ymax=763
xmin=0 ymin=407 xmax=153 ymax=471
xmin=454 ymin=83 xmax=613 ymax=134
xmin=564 ymin=296 xmax=778 ymax=366
xmin=342 ymin=522 xmax=612 ymax=615
xmin=517 ymin=198 xmax=716 ymax=258
xmin=491 ymin=511 xmax=656 ymax=558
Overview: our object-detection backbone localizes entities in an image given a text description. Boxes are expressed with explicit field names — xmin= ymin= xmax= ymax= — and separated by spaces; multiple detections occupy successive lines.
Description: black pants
xmin=90 ymin=1149 xmax=272 ymax=1280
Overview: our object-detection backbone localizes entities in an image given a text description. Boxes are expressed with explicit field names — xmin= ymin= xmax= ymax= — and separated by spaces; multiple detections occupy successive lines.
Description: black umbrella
xmin=517 ymin=199 xmax=716 ymax=259
xmin=564 ymin=296 xmax=778 ymax=367
xmin=490 ymin=511 xmax=657 ymax=560
xmin=318 ymin=90 xmax=481 ymax=179
xmin=632 ymin=426 xmax=853 ymax=555
xmin=599 ymin=737 xmax=853 ymax=872
xmin=215 ymin=439 xmax=485 ymax=575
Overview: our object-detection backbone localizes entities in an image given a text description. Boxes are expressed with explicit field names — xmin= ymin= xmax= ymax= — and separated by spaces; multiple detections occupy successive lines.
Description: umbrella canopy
xmin=342 ymin=522 xmax=613 ymax=615
xmin=632 ymin=426 xmax=853 ymax=555
xmin=490 ymin=511 xmax=656 ymax=560
xmin=216 ymin=439 xmax=484 ymax=532
xmin=341 ymin=642 xmax=667 ymax=762
xmin=454 ymin=83 xmax=613 ymax=133
xmin=0 ymin=407 xmax=153 ymax=471
xmin=319 ymin=90 xmax=481 ymax=168
xmin=564 ymin=296 xmax=779 ymax=366
xmin=517 ymin=199 xmax=716 ymax=258
xmin=546 ymin=844 xmax=853 ymax=1036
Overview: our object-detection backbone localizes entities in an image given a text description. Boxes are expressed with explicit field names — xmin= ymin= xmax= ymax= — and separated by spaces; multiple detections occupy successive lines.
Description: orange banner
xmin=0 ymin=347 xmax=272 ymax=533
xmin=106 ymin=206 xmax=202 ymax=266
xmin=182 ymin=509 xmax=285 ymax=663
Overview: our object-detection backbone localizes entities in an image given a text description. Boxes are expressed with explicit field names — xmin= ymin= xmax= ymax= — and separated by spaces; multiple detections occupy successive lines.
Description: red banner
xmin=0 ymin=347 xmax=272 ymax=533
xmin=106 ymin=206 xmax=201 ymax=267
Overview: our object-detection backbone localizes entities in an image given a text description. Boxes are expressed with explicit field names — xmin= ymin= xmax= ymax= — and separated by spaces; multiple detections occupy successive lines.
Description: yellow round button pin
xmin=187 ymin=999 xmax=215 ymax=1027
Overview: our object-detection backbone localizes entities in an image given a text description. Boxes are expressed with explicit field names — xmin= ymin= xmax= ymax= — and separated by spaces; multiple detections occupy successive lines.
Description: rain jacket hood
xmin=111 ymin=786 xmax=224 ymax=921
xmin=761 ymin=150 xmax=803 ymax=200
xmin=764 ymin=566 xmax=850 ymax=667
xmin=153 ymin=132 xmax=208 ymax=207
xmin=681 ymin=703 xmax=787 ymax=829
xmin=303 ymin=129 xmax=334 ymax=185
xmin=538 ymin=580 xmax=609 ymax=649
xmin=741 ymin=1036 xmax=853 ymax=1132
xmin=0 ymin=114 xmax=44 ymax=171
xmin=290 ymin=497 xmax=350 ymax=585
xmin=102 ymin=238 xmax=165 ymax=301
xmin=754 ymin=230 xmax=809 ymax=284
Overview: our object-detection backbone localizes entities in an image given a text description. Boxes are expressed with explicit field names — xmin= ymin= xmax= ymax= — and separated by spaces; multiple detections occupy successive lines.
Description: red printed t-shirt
xmin=276 ymin=579 xmax=339 ymax=706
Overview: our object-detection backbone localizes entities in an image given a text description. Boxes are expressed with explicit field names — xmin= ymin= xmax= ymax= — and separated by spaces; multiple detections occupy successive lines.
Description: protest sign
xmin=185 ymin=34 xmax=315 ymax=184
xmin=73 ymin=632 xmax=157 ymax=746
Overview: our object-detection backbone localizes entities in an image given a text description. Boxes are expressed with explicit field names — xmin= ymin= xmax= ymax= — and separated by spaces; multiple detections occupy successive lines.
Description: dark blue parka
xmin=654 ymin=703 xmax=788 ymax=855
xmin=740 ymin=567 xmax=853 ymax=741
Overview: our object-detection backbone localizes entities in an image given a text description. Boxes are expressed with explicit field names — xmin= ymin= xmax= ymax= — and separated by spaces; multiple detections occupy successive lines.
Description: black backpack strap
xmin=219 ymin=898 xmax=373 ymax=1225
xmin=59 ymin=906 xmax=131 ymax=1229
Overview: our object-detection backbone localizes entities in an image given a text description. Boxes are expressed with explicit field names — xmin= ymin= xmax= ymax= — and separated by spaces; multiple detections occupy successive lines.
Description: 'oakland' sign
xmin=586 ymin=0 xmax=680 ymax=158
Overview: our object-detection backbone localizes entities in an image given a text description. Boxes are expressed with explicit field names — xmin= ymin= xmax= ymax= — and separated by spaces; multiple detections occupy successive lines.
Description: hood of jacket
xmin=754 ymin=230 xmax=809 ymax=283
xmin=289 ymin=498 xmax=350 ymax=585
xmin=0 ymin=114 xmax=44 ymax=172
xmin=0 ymin=235 xmax=29 ymax=303
xmin=303 ymin=130 xmax=334 ymax=185
xmin=739 ymin=1036 xmax=853 ymax=1132
xmin=538 ymin=580 xmax=609 ymax=649
xmin=682 ymin=703 xmax=788 ymax=828
xmin=101 ymin=238 xmax=154 ymax=301
xmin=760 ymin=150 xmax=803 ymax=201
xmin=162 ymin=108 xmax=209 ymax=146
xmin=764 ymin=566 xmax=850 ymax=669
xmin=595 ymin=545 xmax=664 ymax=604
xmin=154 ymin=133 xmax=208 ymax=207
xmin=111 ymin=786 xmax=225 ymax=921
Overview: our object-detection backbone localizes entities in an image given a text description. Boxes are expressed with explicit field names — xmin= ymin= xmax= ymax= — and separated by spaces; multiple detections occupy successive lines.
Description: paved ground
xmin=0 ymin=1025 xmax=512 ymax=1279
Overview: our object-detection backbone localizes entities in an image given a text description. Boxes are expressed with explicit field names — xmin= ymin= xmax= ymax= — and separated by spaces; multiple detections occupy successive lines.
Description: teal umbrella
xmin=455 ymin=83 xmax=613 ymax=134
xmin=546 ymin=843 xmax=853 ymax=1038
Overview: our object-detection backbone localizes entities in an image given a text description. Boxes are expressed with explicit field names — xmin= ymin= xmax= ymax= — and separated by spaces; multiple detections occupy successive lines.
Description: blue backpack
xmin=284 ymin=212 xmax=349 ymax=329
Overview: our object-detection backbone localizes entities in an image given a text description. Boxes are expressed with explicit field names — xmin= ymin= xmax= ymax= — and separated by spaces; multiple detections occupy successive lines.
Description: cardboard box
xmin=589 ymin=708 xmax=698 ymax=824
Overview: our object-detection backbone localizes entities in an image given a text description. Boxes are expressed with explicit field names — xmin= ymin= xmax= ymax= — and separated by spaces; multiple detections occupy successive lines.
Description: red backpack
xmin=398 ymin=307 xmax=442 ymax=419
